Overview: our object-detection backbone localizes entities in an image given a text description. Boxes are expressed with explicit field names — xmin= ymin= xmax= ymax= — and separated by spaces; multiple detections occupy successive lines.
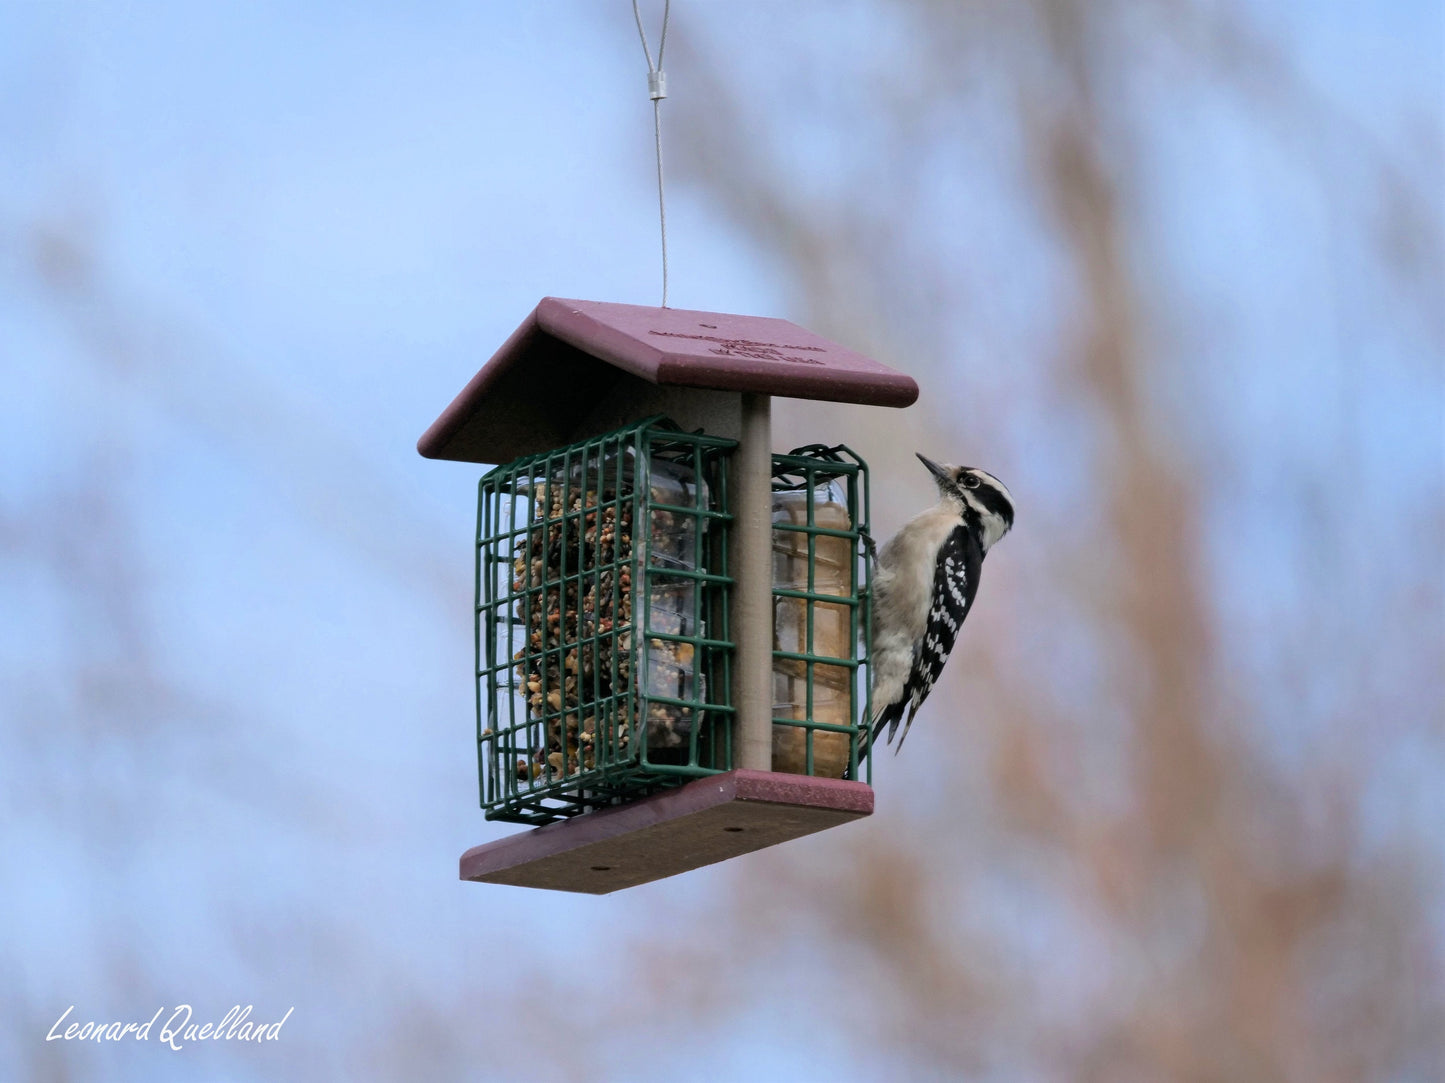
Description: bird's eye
xmin=962 ymin=474 xmax=981 ymax=489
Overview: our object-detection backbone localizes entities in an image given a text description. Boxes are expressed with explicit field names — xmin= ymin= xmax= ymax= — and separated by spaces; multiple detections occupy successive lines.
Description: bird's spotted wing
xmin=892 ymin=524 xmax=980 ymax=750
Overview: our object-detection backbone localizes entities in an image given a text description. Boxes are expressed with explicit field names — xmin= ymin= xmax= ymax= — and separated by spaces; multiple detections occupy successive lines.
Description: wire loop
xmin=632 ymin=0 xmax=669 ymax=75
xmin=632 ymin=0 xmax=671 ymax=307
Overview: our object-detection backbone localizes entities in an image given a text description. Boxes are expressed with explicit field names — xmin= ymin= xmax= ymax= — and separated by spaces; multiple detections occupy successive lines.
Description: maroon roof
xmin=418 ymin=297 xmax=919 ymax=464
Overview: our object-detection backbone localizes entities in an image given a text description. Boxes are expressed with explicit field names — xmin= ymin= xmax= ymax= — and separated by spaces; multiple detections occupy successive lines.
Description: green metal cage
xmin=477 ymin=417 xmax=736 ymax=825
xmin=476 ymin=420 xmax=873 ymax=825
xmin=769 ymin=445 xmax=873 ymax=786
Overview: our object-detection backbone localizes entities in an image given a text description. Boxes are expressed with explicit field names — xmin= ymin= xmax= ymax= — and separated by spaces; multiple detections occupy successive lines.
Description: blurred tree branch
xmin=608 ymin=1 xmax=1445 ymax=1079
xmin=4 ymin=1 xmax=1439 ymax=1079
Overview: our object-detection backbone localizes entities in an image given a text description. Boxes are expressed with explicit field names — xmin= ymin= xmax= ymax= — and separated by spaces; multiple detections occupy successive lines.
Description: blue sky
xmin=2 ymin=2 xmax=1440 ymax=1080
xmin=0 ymin=5 xmax=835 ymax=1079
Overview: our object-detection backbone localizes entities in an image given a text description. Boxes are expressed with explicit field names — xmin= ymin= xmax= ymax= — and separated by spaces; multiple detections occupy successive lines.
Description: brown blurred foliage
xmin=8 ymin=2 xmax=1441 ymax=1081
xmin=573 ymin=2 xmax=1442 ymax=1080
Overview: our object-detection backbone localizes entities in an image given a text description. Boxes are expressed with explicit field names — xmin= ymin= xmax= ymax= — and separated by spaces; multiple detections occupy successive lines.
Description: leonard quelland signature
xmin=48 ymin=1005 xmax=293 ymax=1050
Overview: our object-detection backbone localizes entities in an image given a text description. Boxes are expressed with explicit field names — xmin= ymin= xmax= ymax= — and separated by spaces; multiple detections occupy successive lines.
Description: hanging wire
xmin=632 ymin=0 xmax=671 ymax=308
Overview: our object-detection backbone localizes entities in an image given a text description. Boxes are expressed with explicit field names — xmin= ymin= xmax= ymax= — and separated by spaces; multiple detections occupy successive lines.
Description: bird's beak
xmin=916 ymin=453 xmax=952 ymax=485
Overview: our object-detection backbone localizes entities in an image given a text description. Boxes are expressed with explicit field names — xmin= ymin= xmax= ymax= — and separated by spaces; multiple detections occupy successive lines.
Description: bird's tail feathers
xmin=869 ymin=699 xmax=907 ymax=752
xmin=892 ymin=699 xmax=923 ymax=754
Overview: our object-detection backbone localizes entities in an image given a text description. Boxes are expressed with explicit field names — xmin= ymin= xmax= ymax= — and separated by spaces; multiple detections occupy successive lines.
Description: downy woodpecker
xmin=870 ymin=454 xmax=1014 ymax=751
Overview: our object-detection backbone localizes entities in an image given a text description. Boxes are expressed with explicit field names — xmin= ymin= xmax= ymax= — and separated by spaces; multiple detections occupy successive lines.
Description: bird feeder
xmin=419 ymin=297 xmax=917 ymax=892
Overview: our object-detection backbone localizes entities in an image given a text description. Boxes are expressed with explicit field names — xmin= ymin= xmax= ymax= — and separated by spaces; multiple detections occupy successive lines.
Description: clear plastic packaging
xmin=645 ymin=459 xmax=701 ymax=571
xmin=641 ymin=458 xmax=705 ymax=752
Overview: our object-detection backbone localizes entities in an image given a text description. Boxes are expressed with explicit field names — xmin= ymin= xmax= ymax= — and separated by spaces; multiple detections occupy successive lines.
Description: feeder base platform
xmin=459 ymin=769 xmax=874 ymax=894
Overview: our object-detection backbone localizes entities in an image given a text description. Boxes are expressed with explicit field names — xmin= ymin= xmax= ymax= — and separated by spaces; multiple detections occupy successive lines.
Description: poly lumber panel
xmin=537 ymin=298 xmax=919 ymax=406
xmin=459 ymin=769 xmax=874 ymax=894
xmin=418 ymin=298 xmax=918 ymax=464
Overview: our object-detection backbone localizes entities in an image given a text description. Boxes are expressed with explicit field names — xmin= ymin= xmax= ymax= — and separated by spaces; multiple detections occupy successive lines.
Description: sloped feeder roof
xmin=418 ymin=297 xmax=919 ymax=464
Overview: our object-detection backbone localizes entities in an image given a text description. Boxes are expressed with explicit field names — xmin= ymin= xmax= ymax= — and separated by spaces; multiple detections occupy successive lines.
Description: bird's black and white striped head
xmin=917 ymin=454 xmax=1015 ymax=552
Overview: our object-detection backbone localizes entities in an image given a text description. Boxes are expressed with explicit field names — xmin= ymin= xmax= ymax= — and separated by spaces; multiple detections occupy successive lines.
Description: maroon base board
xmin=459 ymin=769 xmax=875 ymax=895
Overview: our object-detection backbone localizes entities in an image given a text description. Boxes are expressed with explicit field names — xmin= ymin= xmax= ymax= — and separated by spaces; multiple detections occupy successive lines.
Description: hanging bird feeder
xmin=419 ymin=297 xmax=917 ymax=892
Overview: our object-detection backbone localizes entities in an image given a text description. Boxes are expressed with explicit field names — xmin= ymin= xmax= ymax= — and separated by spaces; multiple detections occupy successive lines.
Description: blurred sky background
xmin=2 ymin=2 xmax=1442 ymax=1081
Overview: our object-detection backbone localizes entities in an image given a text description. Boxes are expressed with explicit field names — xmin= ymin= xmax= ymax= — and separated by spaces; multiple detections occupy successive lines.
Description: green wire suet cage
xmin=477 ymin=418 xmax=736 ymax=825
xmin=769 ymin=445 xmax=873 ymax=786
xmin=475 ymin=420 xmax=874 ymax=825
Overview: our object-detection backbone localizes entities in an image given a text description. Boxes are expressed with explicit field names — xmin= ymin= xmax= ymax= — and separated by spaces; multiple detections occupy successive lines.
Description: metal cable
xmin=632 ymin=0 xmax=671 ymax=308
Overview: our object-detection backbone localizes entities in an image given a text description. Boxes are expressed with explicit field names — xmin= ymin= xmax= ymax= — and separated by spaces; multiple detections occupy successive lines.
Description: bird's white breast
xmin=873 ymin=506 xmax=961 ymax=642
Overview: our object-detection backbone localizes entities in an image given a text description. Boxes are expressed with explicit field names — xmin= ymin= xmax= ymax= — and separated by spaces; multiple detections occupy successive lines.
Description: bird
xmin=868 ymin=454 xmax=1014 ymax=752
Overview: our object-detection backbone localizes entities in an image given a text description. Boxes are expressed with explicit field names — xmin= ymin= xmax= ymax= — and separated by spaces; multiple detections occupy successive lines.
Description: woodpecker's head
xmin=917 ymin=454 xmax=1015 ymax=551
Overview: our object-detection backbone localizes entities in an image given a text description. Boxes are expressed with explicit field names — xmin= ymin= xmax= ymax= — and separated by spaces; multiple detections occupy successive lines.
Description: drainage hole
xmin=723 ymin=827 xmax=745 ymax=833
xmin=590 ymin=865 xmax=613 ymax=872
